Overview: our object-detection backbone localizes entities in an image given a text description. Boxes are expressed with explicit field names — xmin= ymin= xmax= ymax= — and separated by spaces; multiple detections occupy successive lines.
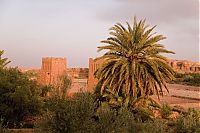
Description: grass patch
xmin=171 ymin=73 xmax=200 ymax=87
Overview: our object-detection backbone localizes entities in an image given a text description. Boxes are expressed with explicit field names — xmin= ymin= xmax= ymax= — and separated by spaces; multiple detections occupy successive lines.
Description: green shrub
xmin=143 ymin=119 xmax=173 ymax=133
xmin=38 ymin=93 xmax=176 ymax=133
xmin=183 ymin=75 xmax=193 ymax=82
xmin=95 ymin=105 xmax=137 ymax=133
xmin=183 ymin=73 xmax=200 ymax=86
xmin=175 ymin=73 xmax=184 ymax=79
xmin=0 ymin=50 xmax=10 ymax=69
xmin=96 ymin=107 xmax=172 ymax=133
xmin=0 ymin=68 xmax=43 ymax=128
xmin=38 ymin=93 xmax=97 ymax=133
xmin=131 ymin=107 xmax=154 ymax=121
xmin=174 ymin=108 xmax=200 ymax=133
xmin=173 ymin=73 xmax=200 ymax=86
xmin=161 ymin=103 xmax=172 ymax=118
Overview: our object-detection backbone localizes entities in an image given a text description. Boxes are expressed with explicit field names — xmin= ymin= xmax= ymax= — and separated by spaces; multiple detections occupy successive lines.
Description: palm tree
xmin=0 ymin=50 xmax=10 ymax=68
xmin=57 ymin=74 xmax=72 ymax=99
xmin=95 ymin=18 xmax=175 ymax=104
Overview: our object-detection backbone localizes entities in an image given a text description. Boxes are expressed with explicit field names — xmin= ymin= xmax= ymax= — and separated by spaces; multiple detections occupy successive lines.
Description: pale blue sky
xmin=0 ymin=0 xmax=199 ymax=67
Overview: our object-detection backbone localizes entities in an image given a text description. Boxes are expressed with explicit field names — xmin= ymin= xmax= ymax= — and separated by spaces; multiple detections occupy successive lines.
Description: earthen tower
xmin=88 ymin=58 xmax=104 ymax=92
xmin=37 ymin=57 xmax=67 ymax=85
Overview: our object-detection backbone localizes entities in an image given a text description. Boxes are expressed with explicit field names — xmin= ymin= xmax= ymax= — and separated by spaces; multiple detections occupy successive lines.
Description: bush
xmin=143 ymin=119 xmax=173 ymax=133
xmin=38 ymin=93 xmax=97 ymax=133
xmin=37 ymin=93 xmax=176 ymax=133
xmin=161 ymin=104 xmax=172 ymax=119
xmin=173 ymin=73 xmax=200 ymax=86
xmin=39 ymin=97 xmax=139 ymax=133
xmin=0 ymin=68 xmax=43 ymax=128
xmin=183 ymin=75 xmax=193 ymax=82
xmin=95 ymin=104 xmax=136 ymax=133
xmin=37 ymin=94 xmax=200 ymax=133
xmin=96 ymin=106 xmax=169 ymax=133
xmin=174 ymin=108 xmax=200 ymax=133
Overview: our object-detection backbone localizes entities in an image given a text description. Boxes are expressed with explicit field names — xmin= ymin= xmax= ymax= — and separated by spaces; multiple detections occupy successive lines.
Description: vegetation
xmin=95 ymin=17 xmax=175 ymax=110
xmin=0 ymin=50 xmax=10 ymax=69
xmin=40 ymin=85 xmax=54 ymax=97
xmin=0 ymin=68 xmax=44 ymax=128
xmin=161 ymin=103 xmax=172 ymax=119
xmin=56 ymin=75 xmax=72 ymax=99
xmin=0 ymin=50 xmax=72 ymax=129
xmin=38 ymin=93 xmax=97 ymax=133
xmin=37 ymin=93 xmax=200 ymax=133
xmin=0 ymin=17 xmax=199 ymax=133
xmin=172 ymin=73 xmax=200 ymax=87
xmin=24 ymin=69 xmax=38 ymax=80
xmin=36 ymin=93 xmax=172 ymax=133
xmin=174 ymin=109 xmax=200 ymax=133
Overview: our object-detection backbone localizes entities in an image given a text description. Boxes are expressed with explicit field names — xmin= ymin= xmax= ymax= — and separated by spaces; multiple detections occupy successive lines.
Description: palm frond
xmin=95 ymin=17 xmax=175 ymax=106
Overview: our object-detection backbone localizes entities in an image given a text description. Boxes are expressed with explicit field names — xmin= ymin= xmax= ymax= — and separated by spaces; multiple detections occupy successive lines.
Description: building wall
xmin=167 ymin=59 xmax=200 ymax=73
xmin=37 ymin=57 xmax=67 ymax=86
xmin=88 ymin=58 xmax=104 ymax=92
xmin=67 ymin=68 xmax=88 ymax=79
xmin=37 ymin=57 xmax=89 ymax=96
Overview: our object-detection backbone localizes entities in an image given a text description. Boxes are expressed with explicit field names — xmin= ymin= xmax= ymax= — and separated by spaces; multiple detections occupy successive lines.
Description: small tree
xmin=56 ymin=75 xmax=72 ymax=99
xmin=95 ymin=17 xmax=175 ymax=107
xmin=0 ymin=68 xmax=43 ymax=128
xmin=0 ymin=50 xmax=10 ymax=69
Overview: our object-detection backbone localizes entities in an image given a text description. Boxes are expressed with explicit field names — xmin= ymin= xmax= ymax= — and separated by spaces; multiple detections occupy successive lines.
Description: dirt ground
xmin=152 ymin=83 xmax=200 ymax=110
xmin=68 ymin=81 xmax=200 ymax=110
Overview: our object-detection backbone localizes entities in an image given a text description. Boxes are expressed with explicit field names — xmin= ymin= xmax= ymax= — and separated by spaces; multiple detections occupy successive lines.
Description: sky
xmin=0 ymin=0 xmax=199 ymax=68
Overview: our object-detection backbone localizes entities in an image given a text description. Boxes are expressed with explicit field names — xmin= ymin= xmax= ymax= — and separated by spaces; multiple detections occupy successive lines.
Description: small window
xmin=47 ymin=72 xmax=50 ymax=75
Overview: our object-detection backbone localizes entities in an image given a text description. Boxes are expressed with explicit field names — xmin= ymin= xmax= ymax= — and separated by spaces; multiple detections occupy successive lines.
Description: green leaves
xmin=57 ymin=75 xmax=72 ymax=99
xmin=95 ymin=17 xmax=175 ymax=106
xmin=0 ymin=50 xmax=10 ymax=69
xmin=0 ymin=68 xmax=43 ymax=128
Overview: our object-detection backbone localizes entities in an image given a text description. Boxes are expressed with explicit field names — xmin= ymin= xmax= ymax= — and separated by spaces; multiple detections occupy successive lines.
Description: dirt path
xmin=166 ymin=83 xmax=200 ymax=100
xmin=152 ymin=83 xmax=200 ymax=110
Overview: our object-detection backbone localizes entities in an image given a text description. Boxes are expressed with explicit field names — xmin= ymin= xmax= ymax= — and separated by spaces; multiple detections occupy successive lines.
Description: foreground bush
xmin=38 ymin=93 xmax=97 ymax=133
xmin=0 ymin=68 xmax=43 ymax=128
xmin=37 ymin=93 xmax=174 ymax=133
xmin=161 ymin=103 xmax=172 ymax=119
xmin=174 ymin=109 xmax=200 ymax=133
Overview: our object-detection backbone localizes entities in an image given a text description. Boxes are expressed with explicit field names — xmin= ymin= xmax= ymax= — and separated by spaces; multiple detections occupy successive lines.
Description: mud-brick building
xmin=37 ymin=57 xmax=67 ymax=86
xmin=167 ymin=59 xmax=200 ymax=73
xmin=37 ymin=57 xmax=89 ymax=96
xmin=87 ymin=58 xmax=104 ymax=92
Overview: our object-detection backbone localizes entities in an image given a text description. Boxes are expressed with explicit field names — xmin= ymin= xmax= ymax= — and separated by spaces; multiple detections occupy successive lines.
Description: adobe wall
xmin=37 ymin=57 xmax=89 ymax=96
xmin=67 ymin=68 xmax=89 ymax=79
xmin=88 ymin=58 xmax=104 ymax=92
xmin=37 ymin=57 xmax=67 ymax=86
xmin=167 ymin=59 xmax=200 ymax=73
